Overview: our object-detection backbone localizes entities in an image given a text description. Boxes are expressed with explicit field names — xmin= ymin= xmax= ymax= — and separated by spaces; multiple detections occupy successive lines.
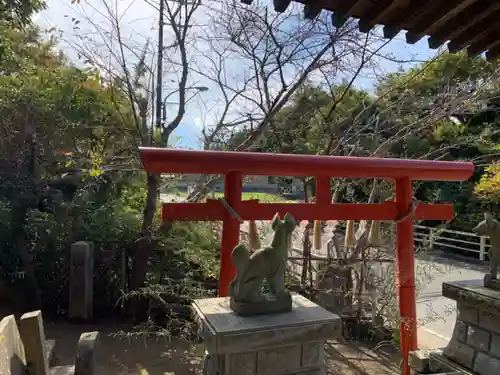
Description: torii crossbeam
xmin=139 ymin=147 xmax=474 ymax=375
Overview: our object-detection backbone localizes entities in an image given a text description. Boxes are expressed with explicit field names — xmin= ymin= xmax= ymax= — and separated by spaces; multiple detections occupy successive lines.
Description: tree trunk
xmin=129 ymin=172 xmax=158 ymax=320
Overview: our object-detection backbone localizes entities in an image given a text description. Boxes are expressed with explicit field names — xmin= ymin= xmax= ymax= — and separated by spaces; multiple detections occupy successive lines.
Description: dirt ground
xmin=42 ymin=320 xmax=402 ymax=375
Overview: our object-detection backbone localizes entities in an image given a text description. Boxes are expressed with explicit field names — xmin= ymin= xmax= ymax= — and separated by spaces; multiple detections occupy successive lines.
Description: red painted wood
xmin=396 ymin=178 xmax=418 ymax=375
xmin=140 ymin=147 xmax=474 ymax=181
xmin=315 ymin=177 xmax=331 ymax=205
xmin=218 ymin=172 xmax=242 ymax=297
xmin=162 ymin=200 xmax=455 ymax=221
xmin=141 ymin=146 xmax=475 ymax=375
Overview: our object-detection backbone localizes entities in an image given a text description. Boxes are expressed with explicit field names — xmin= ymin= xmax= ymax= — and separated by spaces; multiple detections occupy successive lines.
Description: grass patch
xmin=165 ymin=191 xmax=296 ymax=203
xmin=215 ymin=192 xmax=291 ymax=202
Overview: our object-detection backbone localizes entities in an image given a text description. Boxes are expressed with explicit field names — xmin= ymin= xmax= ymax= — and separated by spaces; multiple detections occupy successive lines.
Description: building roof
xmin=242 ymin=0 xmax=500 ymax=61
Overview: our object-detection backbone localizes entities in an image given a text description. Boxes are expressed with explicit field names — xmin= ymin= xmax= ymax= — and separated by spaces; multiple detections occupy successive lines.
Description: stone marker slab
xmin=69 ymin=241 xmax=94 ymax=321
xmin=75 ymin=331 xmax=99 ymax=375
xmin=19 ymin=310 xmax=50 ymax=375
xmin=0 ymin=315 xmax=26 ymax=375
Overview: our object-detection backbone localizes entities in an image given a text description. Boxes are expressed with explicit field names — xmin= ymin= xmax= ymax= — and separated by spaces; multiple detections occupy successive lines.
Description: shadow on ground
xmin=43 ymin=320 xmax=402 ymax=375
xmin=44 ymin=321 xmax=203 ymax=375
xmin=325 ymin=340 xmax=401 ymax=375
xmin=415 ymin=250 xmax=488 ymax=273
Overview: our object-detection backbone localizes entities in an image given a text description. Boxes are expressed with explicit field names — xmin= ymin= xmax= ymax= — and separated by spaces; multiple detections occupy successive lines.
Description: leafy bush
xmin=475 ymin=163 xmax=500 ymax=203
xmin=0 ymin=172 xmax=220 ymax=316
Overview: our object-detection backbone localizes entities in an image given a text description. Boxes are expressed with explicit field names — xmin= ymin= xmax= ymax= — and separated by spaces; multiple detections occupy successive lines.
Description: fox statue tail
xmin=229 ymin=243 xmax=250 ymax=298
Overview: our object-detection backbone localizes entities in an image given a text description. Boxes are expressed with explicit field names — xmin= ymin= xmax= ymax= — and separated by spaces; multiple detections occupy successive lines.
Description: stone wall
xmin=408 ymin=280 xmax=500 ymax=375
xmin=442 ymin=300 xmax=500 ymax=374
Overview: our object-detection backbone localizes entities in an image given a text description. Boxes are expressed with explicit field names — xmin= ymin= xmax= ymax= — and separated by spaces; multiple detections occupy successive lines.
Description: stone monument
xmin=192 ymin=212 xmax=342 ymax=375
xmin=408 ymin=213 xmax=500 ymax=375
xmin=69 ymin=241 xmax=94 ymax=321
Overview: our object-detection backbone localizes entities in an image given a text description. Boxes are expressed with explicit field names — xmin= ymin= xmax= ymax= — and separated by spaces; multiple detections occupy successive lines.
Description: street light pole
xmin=154 ymin=0 xmax=164 ymax=135
xmin=161 ymin=86 xmax=208 ymax=124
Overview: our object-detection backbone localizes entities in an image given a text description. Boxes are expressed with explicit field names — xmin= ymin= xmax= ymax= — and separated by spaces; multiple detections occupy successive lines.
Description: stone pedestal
xmin=439 ymin=280 xmax=500 ymax=375
xmin=192 ymin=293 xmax=341 ymax=375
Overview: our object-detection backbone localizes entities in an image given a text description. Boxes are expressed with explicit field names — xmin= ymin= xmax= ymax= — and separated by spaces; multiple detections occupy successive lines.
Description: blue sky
xmin=36 ymin=0 xmax=439 ymax=149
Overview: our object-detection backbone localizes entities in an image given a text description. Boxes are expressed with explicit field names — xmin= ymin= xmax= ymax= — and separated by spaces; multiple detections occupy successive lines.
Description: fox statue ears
xmin=485 ymin=212 xmax=494 ymax=224
xmin=271 ymin=213 xmax=281 ymax=230
xmin=284 ymin=213 xmax=296 ymax=230
xmin=271 ymin=212 xmax=297 ymax=230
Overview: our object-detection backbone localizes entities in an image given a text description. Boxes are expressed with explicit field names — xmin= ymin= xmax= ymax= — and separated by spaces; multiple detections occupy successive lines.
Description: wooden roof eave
xmin=241 ymin=0 xmax=500 ymax=61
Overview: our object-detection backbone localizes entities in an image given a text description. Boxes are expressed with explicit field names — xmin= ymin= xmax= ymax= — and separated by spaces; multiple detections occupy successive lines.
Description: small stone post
xmin=69 ymin=241 xmax=94 ymax=321
xmin=74 ymin=332 xmax=99 ymax=375
xmin=0 ymin=315 xmax=26 ymax=375
xmin=19 ymin=311 xmax=49 ymax=375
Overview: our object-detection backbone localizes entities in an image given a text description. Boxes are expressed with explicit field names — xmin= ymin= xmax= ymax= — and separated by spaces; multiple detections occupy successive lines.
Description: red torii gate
xmin=139 ymin=147 xmax=474 ymax=375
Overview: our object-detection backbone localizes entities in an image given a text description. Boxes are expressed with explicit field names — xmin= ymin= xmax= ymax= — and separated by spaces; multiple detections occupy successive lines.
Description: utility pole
xmin=155 ymin=0 xmax=164 ymax=137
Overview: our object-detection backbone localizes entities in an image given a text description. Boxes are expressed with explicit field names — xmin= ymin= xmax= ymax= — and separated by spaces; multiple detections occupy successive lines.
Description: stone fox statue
xmin=473 ymin=212 xmax=500 ymax=280
xmin=230 ymin=213 xmax=296 ymax=303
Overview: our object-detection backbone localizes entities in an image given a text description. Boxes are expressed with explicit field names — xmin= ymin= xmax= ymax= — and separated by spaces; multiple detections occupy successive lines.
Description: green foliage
xmin=475 ymin=163 xmax=500 ymax=203
xmin=163 ymin=222 xmax=220 ymax=280
xmin=0 ymin=0 xmax=45 ymax=28
xmin=0 ymin=21 xmax=218 ymax=317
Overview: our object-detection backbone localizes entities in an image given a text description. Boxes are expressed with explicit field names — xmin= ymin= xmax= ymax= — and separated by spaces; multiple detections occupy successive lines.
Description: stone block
xmin=292 ymin=370 xmax=322 ymax=375
xmin=457 ymin=303 xmax=478 ymax=325
xmin=444 ymin=280 xmax=500 ymax=315
xmin=49 ymin=365 xmax=75 ymax=375
xmin=19 ymin=310 xmax=50 ymax=375
xmin=230 ymin=352 xmax=256 ymax=375
xmin=74 ymin=331 xmax=99 ymax=375
xmin=429 ymin=351 xmax=473 ymax=375
xmin=193 ymin=294 xmax=340 ymax=375
xmin=478 ymin=309 xmax=500 ymax=335
xmin=442 ymin=340 xmax=475 ymax=369
xmin=0 ymin=315 xmax=26 ymax=375
xmin=257 ymin=344 xmax=301 ymax=374
xmin=409 ymin=350 xmax=430 ymax=373
xmin=193 ymin=293 xmax=341 ymax=354
xmin=301 ymin=342 xmax=323 ymax=368
xmin=466 ymin=325 xmax=490 ymax=351
xmin=203 ymin=352 xmax=224 ymax=375
xmin=473 ymin=352 xmax=500 ymax=375
xmin=491 ymin=334 xmax=500 ymax=358
xmin=410 ymin=349 xmax=446 ymax=374
xmin=452 ymin=321 xmax=467 ymax=343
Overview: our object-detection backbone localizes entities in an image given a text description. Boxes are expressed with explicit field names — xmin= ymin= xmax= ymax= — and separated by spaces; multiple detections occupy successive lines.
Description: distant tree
xmin=0 ymin=0 xmax=45 ymax=27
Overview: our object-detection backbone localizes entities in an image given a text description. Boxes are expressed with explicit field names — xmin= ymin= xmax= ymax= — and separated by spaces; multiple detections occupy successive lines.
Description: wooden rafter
xmin=241 ymin=0 xmax=500 ymax=60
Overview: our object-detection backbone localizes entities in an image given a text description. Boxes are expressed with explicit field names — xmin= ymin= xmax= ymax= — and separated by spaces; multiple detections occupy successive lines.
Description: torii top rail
xmin=139 ymin=147 xmax=474 ymax=375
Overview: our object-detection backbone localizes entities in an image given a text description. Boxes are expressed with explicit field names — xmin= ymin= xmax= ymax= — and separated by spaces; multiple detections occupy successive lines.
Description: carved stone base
xmin=483 ymin=274 xmax=500 ymax=289
xmin=441 ymin=280 xmax=500 ymax=375
xmin=193 ymin=293 xmax=341 ymax=375
xmin=230 ymin=292 xmax=292 ymax=316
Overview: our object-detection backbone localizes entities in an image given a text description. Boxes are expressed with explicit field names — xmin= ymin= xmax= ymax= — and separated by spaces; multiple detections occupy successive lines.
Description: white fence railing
xmin=414 ymin=225 xmax=490 ymax=261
